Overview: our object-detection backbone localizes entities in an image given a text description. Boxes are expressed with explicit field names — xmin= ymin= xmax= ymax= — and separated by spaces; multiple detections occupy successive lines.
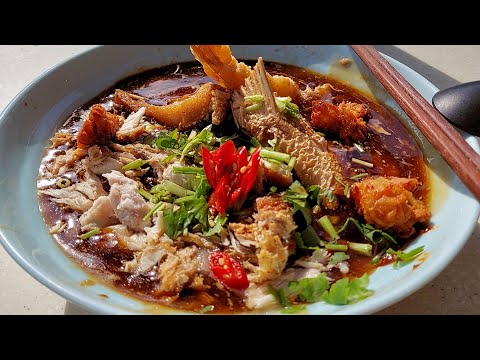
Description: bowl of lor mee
xmin=0 ymin=45 xmax=478 ymax=315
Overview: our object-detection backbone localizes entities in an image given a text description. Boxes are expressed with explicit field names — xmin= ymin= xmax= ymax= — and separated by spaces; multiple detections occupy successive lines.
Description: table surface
xmin=1 ymin=45 xmax=479 ymax=315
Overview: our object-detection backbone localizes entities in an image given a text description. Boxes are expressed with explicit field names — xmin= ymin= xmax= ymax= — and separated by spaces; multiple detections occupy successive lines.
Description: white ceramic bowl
xmin=0 ymin=45 xmax=478 ymax=314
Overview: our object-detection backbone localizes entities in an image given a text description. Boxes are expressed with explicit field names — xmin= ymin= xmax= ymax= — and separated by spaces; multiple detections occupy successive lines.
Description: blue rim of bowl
xmin=0 ymin=47 xmax=479 ymax=315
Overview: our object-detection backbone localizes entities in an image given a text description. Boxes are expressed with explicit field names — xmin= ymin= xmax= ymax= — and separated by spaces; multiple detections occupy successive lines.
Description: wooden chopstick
xmin=351 ymin=45 xmax=480 ymax=202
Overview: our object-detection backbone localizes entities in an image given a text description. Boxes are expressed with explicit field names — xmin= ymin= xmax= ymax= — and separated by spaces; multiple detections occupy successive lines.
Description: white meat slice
xmin=116 ymin=107 xmax=146 ymax=141
xmin=84 ymin=145 xmax=123 ymax=175
xmin=103 ymin=170 xmax=152 ymax=231
xmin=79 ymin=196 xmax=118 ymax=231
xmin=109 ymin=215 xmax=167 ymax=251
xmin=124 ymin=243 xmax=171 ymax=274
xmin=39 ymin=187 xmax=92 ymax=212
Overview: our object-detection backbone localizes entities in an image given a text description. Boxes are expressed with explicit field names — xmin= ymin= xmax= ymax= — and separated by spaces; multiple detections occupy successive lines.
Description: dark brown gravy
xmin=38 ymin=61 xmax=430 ymax=313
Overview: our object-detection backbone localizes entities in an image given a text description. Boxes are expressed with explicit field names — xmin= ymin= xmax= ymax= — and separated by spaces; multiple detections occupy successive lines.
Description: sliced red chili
xmin=202 ymin=141 xmax=261 ymax=215
xmin=209 ymin=251 xmax=249 ymax=291
xmin=202 ymin=146 xmax=216 ymax=186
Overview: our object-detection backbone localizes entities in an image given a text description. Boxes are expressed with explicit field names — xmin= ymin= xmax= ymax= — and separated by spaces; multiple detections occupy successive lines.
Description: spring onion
xmin=370 ymin=248 xmax=387 ymax=265
xmin=335 ymin=176 xmax=351 ymax=198
xmin=348 ymin=242 xmax=373 ymax=257
xmin=349 ymin=173 xmax=369 ymax=180
xmin=246 ymin=103 xmax=263 ymax=112
xmin=353 ymin=143 xmax=365 ymax=153
xmin=325 ymin=243 xmax=348 ymax=252
xmin=174 ymin=195 xmax=196 ymax=204
xmin=244 ymin=95 xmax=264 ymax=103
xmin=162 ymin=180 xmax=194 ymax=197
xmin=287 ymin=156 xmax=296 ymax=172
xmin=250 ymin=137 xmax=261 ymax=147
xmin=161 ymin=154 xmax=177 ymax=164
xmin=387 ymin=246 xmax=425 ymax=268
xmin=79 ymin=228 xmax=101 ymax=239
xmin=56 ymin=178 xmax=71 ymax=188
xmin=351 ymin=157 xmax=374 ymax=168
xmin=260 ymin=148 xmax=290 ymax=163
xmin=139 ymin=188 xmax=152 ymax=200
xmin=318 ymin=215 xmax=339 ymax=240
xmin=121 ymin=159 xmax=147 ymax=171
xmin=172 ymin=166 xmax=204 ymax=175
xmin=143 ymin=202 xmax=167 ymax=221
xmin=274 ymin=96 xmax=301 ymax=119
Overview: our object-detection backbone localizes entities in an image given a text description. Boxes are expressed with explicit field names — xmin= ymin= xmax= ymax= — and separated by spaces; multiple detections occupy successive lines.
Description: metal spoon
xmin=432 ymin=80 xmax=480 ymax=137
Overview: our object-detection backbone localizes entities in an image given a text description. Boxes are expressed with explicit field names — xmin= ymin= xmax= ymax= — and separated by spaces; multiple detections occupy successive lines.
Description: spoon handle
xmin=351 ymin=45 xmax=480 ymax=202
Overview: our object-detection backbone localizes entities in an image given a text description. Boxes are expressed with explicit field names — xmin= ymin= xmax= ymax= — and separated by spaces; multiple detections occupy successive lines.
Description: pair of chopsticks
xmin=351 ymin=45 xmax=480 ymax=201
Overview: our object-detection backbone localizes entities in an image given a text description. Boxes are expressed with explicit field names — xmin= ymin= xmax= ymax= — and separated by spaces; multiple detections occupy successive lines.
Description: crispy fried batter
xmin=77 ymin=104 xmax=121 ymax=149
xmin=114 ymin=83 xmax=215 ymax=130
xmin=190 ymin=45 xmax=300 ymax=102
xmin=311 ymin=100 xmax=368 ymax=142
xmin=211 ymin=87 xmax=232 ymax=125
xmin=350 ymin=176 xmax=430 ymax=238
xmin=230 ymin=195 xmax=296 ymax=284
xmin=191 ymin=45 xmax=251 ymax=89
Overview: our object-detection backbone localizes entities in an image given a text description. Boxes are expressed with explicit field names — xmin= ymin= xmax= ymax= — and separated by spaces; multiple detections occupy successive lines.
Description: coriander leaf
xmin=179 ymin=125 xmax=215 ymax=162
xmin=163 ymin=205 xmax=183 ymax=239
xmin=194 ymin=176 xmax=211 ymax=198
xmin=284 ymin=180 xmax=312 ymax=225
xmin=329 ymin=251 xmax=350 ymax=265
xmin=203 ymin=214 xmax=228 ymax=236
xmin=307 ymin=185 xmax=335 ymax=205
xmin=301 ymin=225 xmax=324 ymax=247
xmin=347 ymin=274 xmax=374 ymax=303
xmin=194 ymin=201 xmax=209 ymax=228
xmin=268 ymin=285 xmax=290 ymax=307
xmin=295 ymin=231 xmax=307 ymax=249
xmin=281 ymin=305 xmax=307 ymax=314
xmin=288 ymin=273 xmax=330 ymax=303
xmin=321 ymin=274 xmax=373 ymax=305
xmin=284 ymin=181 xmax=308 ymax=208
xmin=321 ymin=278 xmax=349 ymax=305
xmin=338 ymin=217 xmax=396 ymax=245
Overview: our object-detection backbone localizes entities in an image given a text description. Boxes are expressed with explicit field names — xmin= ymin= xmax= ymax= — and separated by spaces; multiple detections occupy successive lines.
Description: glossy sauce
xmin=38 ymin=61 xmax=430 ymax=313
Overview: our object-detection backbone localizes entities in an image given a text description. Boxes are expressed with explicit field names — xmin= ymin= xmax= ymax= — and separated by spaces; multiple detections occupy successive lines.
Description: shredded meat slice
xmin=116 ymin=107 xmax=146 ymax=142
xmin=79 ymin=196 xmax=118 ymax=231
xmin=350 ymin=176 xmax=431 ymax=238
xmin=311 ymin=100 xmax=368 ymax=142
xmin=39 ymin=187 xmax=92 ymax=212
xmin=103 ymin=170 xmax=152 ymax=232
xmin=83 ymin=146 xmax=123 ymax=176
xmin=45 ymin=148 xmax=82 ymax=176
xmin=77 ymin=105 xmax=121 ymax=149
